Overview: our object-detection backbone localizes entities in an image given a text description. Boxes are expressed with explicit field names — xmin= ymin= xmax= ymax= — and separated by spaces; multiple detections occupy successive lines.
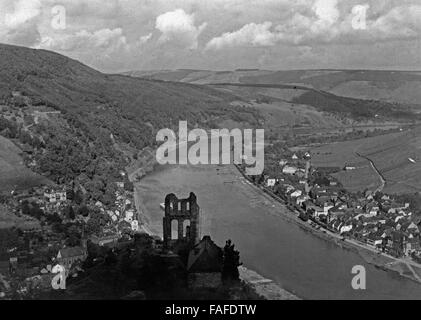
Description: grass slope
xmin=0 ymin=135 xmax=50 ymax=192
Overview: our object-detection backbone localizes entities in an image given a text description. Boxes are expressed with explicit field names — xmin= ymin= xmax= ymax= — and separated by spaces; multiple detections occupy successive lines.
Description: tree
xmin=65 ymin=224 xmax=81 ymax=247
xmin=74 ymin=190 xmax=84 ymax=205
xmin=63 ymin=205 xmax=75 ymax=220
xmin=86 ymin=211 xmax=111 ymax=235
xmin=222 ymin=239 xmax=242 ymax=283
xmin=102 ymin=182 xmax=117 ymax=206
xmin=0 ymin=228 xmax=19 ymax=252
xmin=118 ymin=220 xmax=132 ymax=236
xmin=124 ymin=181 xmax=134 ymax=192
xmin=77 ymin=205 xmax=90 ymax=217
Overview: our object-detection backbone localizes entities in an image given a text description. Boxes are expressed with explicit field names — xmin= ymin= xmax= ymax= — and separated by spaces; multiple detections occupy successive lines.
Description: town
xmin=0 ymin=170 xmax=141 ymax=298
xmin=238 ymin=145 xmax=421 ymax=264
xmin=0 ymin=176 xmax=253 ymax=299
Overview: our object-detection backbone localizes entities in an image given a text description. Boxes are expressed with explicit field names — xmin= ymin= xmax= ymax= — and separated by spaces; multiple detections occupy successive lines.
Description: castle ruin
xmin=163 ymin=192 xmax=200 ymax=249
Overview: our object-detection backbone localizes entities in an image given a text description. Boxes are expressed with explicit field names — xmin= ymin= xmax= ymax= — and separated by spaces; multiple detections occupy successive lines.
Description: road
xmin=355 ymin=151 xmax=386 ymax=193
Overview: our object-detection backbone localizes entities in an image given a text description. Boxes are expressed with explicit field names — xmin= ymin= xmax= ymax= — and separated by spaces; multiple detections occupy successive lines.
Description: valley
xmin=0 ymin=44 xmax=421 ymax=299
xmin=125 ymin=68 xmax=421 ymax=196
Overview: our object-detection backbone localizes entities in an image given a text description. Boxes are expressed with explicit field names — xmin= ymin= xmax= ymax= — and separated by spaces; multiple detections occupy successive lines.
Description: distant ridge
xmin=123 ymin=68 xmax=421 ymax=105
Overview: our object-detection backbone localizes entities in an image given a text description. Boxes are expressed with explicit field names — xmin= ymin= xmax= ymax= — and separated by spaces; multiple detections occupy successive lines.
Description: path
xmin=355 ymin=151 xmax=386 ymax=193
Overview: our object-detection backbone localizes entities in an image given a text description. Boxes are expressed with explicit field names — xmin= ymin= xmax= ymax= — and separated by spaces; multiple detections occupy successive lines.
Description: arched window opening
xmin=171 ymin=220 xmax=178 ymax=240
xmin=183 ymin=220 xmax=191 ymax=238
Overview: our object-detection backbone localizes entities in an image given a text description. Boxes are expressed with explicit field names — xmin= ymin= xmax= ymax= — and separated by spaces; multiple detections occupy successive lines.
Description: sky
xmin=0 ymin=0 xmax=420 ymax=73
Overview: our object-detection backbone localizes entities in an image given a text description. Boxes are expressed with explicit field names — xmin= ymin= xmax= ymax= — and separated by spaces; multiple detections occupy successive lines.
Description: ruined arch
xmin=163 ymin=192 xmax=200 ymax=249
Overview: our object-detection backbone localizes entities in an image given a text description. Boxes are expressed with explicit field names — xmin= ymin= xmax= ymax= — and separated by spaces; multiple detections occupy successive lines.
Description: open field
xmin=333 ymin=167 xmax=381 ymax=193
xmin=311 ymin=126 xmax=421 ymax=194
xmin=0 ymin=204 xmax=40 ymax=230
xmin=0 ymin=135 xmax=50 ymax=192
xmin=357 ymin=126 xmax=421 ymax=194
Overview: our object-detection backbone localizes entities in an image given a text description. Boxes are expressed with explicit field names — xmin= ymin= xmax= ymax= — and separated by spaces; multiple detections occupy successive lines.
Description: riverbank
xmin=129 ymin=158 xmax=300 ymax=300
xmin=132 ymin=161 xmax=421 ymax=298
xmin=234 ymin=165 xmax=421 ymax=285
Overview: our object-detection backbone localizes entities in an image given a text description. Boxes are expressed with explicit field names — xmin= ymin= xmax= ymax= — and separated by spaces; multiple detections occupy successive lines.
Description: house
xmin=405 ymin=222 xmax=419 ymax=233
xmin=116 ymin=182 xmax=125 ymax=189
xmin=344 ymin=165 xmax=356 ymax=171
xmin=266 ymin=179 xmax=277 ymax=187
xmin=131 ymin=220 xmax=139 ymax=232
xmin=365 ymin=229 xmax=384 ymax=248
xmin=290 ymin=190 xmax=302 ymax=198
xmin=279 ymin=159 xmax=288 ymax=166
xmin=187 ymin=236 xmax=223 ymax=289
xmin=57 ymin=246 xmax=87 ymax=267
xmin=296 ymin=196 xmax=309 ymax=207
xmin=282 ymin=166 xmax=298 ymax=175
xmin=90 ymin=234 xmax=120 ymax=247
xmin=307 ymin=205 xmax=326 ymax=218
xmin=125 ymin=210 xmax=135 ymax=222
xmin=340 ymin=224 xmax=353 ymax=234
xmin=95 ymin=201 xmax=103 ymax=208
xmin=405 ymin=234 xmax=421 ymax=255
xmin=327 ymin=208 xmax=346 ymax=224
xmin=332 ymin=220 xmax=344 ymax=233
xmin=44 ymin=188 xmax=67 ymax=203
xmin=56 ymin=191 xmax=67 ymax=203
xmin=283 ymin=185 xmax=295 ymax=193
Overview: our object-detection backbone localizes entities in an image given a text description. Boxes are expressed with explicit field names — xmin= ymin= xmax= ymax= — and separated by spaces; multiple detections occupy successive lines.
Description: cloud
xmin=312 ymin=0 xmax=339 ymax=25
xmin=38 ymin=28 xmax=128 ymax=53
xmin=206 ymin=1 xmax=421 ymax=50
xmin=155 ymin=9 xmax=207 ymax=49
xmin=4 ymin=0 xmax=42 ymax=28
xmin=0 ymin=0 xmax=420 ymax=71
xmin=369 ymin=5 xmax=421 ymax=40
xmin=0 ymin=0 xmax=43 ymax=46
xmin=206 ymin=22 xmax=276 ymax=50
xmin=5 ymin=20 xmax=41 ymax=46
xmin=139 ymin=33 xmax=152 ymax=45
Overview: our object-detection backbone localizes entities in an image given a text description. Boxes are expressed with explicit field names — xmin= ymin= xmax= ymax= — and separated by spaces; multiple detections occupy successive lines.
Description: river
xmin=135 ymin=162 xmax=421 ymax=300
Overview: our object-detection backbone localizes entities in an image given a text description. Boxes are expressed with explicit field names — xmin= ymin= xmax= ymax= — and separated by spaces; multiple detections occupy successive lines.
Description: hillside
xmin=0 ymin=43 xmax=261 ymax=201
xmin=125 ymin=69 xmax=421 ymax=108
xmin=357 ymin=126 xmax=421 ymax=194
xmin=0 ymin=134 xmax=50 ymax=192
xmin=240 ymin=70 xmax=421 ymax=106
xmin=310 ymin=126 xmax=421 ymax=194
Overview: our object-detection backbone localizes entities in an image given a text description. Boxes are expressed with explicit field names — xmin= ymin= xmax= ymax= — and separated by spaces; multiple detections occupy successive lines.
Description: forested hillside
xmin=0 ymin=43 xmax=261 ymax=200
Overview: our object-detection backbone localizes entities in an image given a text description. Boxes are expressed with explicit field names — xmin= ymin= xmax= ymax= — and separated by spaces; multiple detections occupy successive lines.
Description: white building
xmin=282 ymin=166 xmax=298 ymax=175
xmin=290 ymin=190 xmax=302 ymax=198
xmin=131 ymin=220 xmax=139 ymax=232
xmin=279 ymin=159 xmax=288 ymax=166
xmin=44 ymin=189 xmax=67 ymax=203
xmin=340 ymin=225 xmax=353 ymax=234
xmin=266 ymin=179 xmax=276 ymax=187
xmin=116 ymin=182 xmax=125 ymax=189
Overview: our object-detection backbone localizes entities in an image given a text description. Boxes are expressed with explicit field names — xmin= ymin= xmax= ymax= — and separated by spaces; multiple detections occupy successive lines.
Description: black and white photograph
xmin=0 ymin=0 xmax=421 ymax=306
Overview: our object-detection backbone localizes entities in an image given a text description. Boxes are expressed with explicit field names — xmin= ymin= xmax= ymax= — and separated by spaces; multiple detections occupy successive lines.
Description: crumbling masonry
xmin=163 ymin=192 xmax=200 ymax=249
